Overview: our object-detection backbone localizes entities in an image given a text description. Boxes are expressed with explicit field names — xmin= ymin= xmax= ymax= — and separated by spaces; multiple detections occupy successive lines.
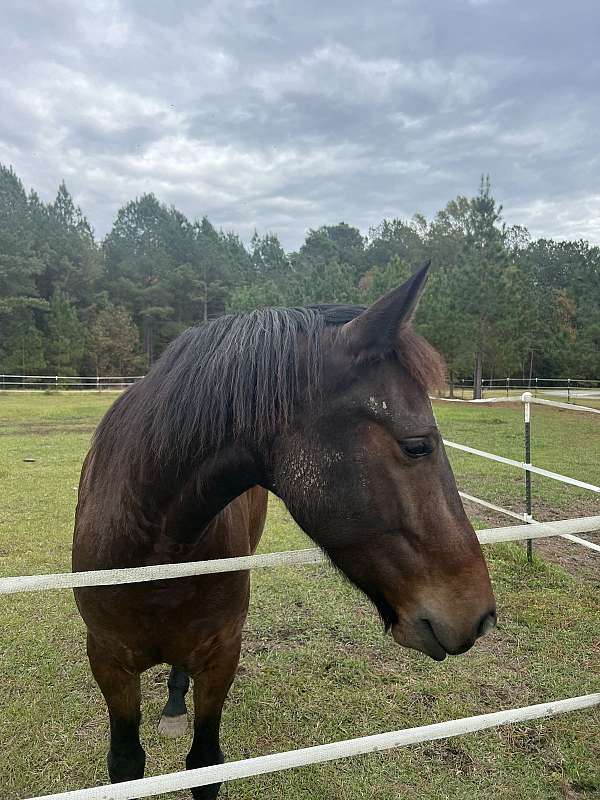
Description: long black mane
xmin=92 ymin=304 xmax=443 ymax=472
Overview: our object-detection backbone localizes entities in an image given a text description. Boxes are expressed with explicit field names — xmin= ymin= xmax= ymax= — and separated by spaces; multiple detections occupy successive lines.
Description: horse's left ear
xmin=341 ymin=258 xmax=431 ymax=359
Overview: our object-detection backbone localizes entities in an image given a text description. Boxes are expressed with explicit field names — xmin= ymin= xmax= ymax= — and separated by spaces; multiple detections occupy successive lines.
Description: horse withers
xmin=73 ymin=262 xmax=496 ymax=798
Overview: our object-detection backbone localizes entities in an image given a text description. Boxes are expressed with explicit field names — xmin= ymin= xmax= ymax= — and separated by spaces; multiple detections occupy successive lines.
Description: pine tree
xmin=45 ymin=289 xmax=85 ymax=375
xmin=87 ymin=306 xmax=144 ymax=375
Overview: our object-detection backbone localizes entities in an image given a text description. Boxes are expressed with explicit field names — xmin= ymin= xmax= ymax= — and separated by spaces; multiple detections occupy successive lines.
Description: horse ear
xmin=341 ymin=259 xmax=431 ymax=359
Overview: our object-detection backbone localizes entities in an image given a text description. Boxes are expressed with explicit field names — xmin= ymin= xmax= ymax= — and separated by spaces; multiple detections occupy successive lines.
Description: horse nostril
xmin=477 ymin=608 xmax=497 ymax=639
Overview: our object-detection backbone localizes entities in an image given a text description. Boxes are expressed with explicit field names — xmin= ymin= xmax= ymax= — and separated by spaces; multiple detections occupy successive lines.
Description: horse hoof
xmin=158 ymin=713 xmax=188 ymax=738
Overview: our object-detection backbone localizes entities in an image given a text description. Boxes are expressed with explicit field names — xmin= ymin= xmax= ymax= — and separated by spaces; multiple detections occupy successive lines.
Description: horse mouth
xmin=391 ymin=619 xmax=448 ymax=662
xmin=373 ymin=596 xmax=453 ymax=661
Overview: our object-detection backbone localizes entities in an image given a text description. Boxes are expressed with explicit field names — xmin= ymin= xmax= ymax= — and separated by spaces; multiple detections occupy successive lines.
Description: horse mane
xmin=92 ymin=304 xmax=445 ymax=470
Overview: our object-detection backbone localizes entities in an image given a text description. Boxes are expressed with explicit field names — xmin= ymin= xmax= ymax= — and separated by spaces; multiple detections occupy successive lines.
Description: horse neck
xmin=155 ymin=441 xmax=265 ymax=543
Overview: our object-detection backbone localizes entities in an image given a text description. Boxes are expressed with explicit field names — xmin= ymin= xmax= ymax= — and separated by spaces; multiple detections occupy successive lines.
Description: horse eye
xmin=400 ymin=438 xmax=433 ymax=459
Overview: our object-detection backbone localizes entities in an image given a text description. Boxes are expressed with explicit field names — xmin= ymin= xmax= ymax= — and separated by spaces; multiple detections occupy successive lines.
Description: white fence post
xmin=522 ymin=392 xmax=533 ymax=563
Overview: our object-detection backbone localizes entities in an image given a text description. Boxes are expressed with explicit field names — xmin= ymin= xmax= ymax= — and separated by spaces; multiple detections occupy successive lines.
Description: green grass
xmin=0 ymin=393 xmax=598 ymax=800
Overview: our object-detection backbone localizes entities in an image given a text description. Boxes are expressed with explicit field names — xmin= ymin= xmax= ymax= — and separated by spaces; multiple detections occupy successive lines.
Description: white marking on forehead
xmin=366 ymin=396 xmax=389 ymax=414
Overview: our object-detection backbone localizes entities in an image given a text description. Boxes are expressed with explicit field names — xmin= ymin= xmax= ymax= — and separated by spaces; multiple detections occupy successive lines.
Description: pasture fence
xmin=3 ymin=392 xmax=599 ymax=798
xmin=0 ymin=374 xmax=142 ymax=391
xmin=436 ymin=392 xmax=600 ymax=556
xmin=2 ymin=516 xmax=599 ymax=596
xmin=3 ymin=516 xmax=600 ymax=799
xmin=26 ymin=694 xmax=600 ymax=800
xmin=449 ymin=375 xmax=599 ymax=401
xmin=3 ymin=373 xmax=599 ymax=402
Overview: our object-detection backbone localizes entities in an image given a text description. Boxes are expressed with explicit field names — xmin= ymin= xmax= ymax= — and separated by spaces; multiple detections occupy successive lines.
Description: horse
xmin=72 ymin=262 xmax=496 ymax=798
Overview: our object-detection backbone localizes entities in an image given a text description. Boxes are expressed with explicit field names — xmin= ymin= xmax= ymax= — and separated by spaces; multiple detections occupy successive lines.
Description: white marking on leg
xmin=158 ymin=713 xmax=189 ymax=738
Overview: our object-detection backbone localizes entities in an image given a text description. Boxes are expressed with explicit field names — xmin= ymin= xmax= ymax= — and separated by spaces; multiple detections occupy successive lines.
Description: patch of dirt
xmin=499 ymin=722 xmax=551 ymax=755
xmin=242 ymin=625 xmax=307 ymax=657
xmin=419 ymin=741 xmax=477 ymax=776
xmin=562 ymin=780 xmax=600 ymax=798
xmin=475 ymin=680 xmax=532 ymax=708
xmin=533 ymin=532 xmax=600 ymax=582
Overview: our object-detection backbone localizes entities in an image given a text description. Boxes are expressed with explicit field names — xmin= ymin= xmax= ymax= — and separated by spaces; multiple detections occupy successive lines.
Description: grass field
xmin=0 ymin=393 xmax=598 ymax=800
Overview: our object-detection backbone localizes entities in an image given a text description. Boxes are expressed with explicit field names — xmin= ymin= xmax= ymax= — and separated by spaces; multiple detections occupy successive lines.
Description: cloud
xmin=1 ymin=0 xmax=599 ymax=247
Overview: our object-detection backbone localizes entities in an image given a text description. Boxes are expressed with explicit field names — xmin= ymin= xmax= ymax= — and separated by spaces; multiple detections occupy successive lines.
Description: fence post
xmin=506 ymin=377 xmax=510 ymax=397
xmin=522 ymin=392 xmax=533 ymax=564
xmin=567 ymin=378 xmax=571 ymax=404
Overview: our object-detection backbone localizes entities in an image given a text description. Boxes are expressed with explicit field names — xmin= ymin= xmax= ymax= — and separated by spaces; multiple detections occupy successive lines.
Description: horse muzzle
xmin=392 ymin=606 xmax=497 ymax=661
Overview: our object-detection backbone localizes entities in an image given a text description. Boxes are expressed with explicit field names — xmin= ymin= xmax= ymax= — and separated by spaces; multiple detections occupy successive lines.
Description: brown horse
xmin=73 ymin=262 xmax=496 ymax=798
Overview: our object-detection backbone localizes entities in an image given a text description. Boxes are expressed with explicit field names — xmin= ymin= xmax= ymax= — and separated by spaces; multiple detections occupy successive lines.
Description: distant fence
xmin=450 ymin=376 xmax=599 ymax=401
xmin=3 ymin=373 xmax=599 ymax=401
xmin=0 ymin=374 xmax=142 ymax=391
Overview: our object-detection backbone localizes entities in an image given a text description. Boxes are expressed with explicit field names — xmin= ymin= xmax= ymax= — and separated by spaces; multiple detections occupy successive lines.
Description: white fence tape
xmin=433 ymin=395 xmax=600 ymax=414
xmin=1 ymin=517 xmax=599 ymax=596
xmin=560 ymin=533 xmax=600 ymax=553
xmin=458 ymin=494 xmax=600 ymax=553
xmin=0 ymin=374 xmax=143 ymax=380
xmin=523 ymin=395 xmax=600 ymax=415
xmin=437 ymin=397 xmax=600 ymax=551
xmin=27 ymin=693 xmax=600 ymax=800
xmin=0 ymin=549 xmax=326 ymax=595
xmin=443 ymin=440 xmax=600 ymax=494
xmin=434 ymin=396 xmax=512 ymax=404
xmin=458 ymin=491 xmax=526 ymax=522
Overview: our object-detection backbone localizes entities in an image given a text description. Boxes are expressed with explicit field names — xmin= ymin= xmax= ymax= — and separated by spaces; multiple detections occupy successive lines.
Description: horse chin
xmin=391 ymin=621 xmax=448 ymax=662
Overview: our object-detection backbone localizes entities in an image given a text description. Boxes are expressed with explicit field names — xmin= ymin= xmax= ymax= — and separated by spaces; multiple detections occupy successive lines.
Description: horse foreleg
xmin=87 ymin=634 xmax=145 ymax=783
xmin=158 ymin=666 xmax=190 ymax=737
xmin=186 ymin=636 xmax=242 ymax=800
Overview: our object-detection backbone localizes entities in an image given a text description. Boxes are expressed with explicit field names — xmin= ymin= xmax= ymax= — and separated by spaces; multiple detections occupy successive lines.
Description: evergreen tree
xmin=425 ymin=177 xmax=524 ymax=397
xmin=0 ymin=310 xmax=46 ymax=373
xmin=87 ymin=306 xmax=144 ymax=375
xmin=45 ymin=289 xmax=85 ymax=375
xmin=31 ymin=182 xmax=102 ymax=307
xmin=365 ymin=218 xmax=425 ymax=270
xmin=297 ymin=223 xmax=365 ymax=273
xmin=250 ymin=231 xmax=291 ymax=277
xmin=0 ymin=161 xmax=598 ymax=384
xmin=0 ymin=166 xmax=47 ymax=372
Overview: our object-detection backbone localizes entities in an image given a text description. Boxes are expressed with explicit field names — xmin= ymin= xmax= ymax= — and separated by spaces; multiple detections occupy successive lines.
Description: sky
xmin=2 ymin=0 xmax=600 ymax=249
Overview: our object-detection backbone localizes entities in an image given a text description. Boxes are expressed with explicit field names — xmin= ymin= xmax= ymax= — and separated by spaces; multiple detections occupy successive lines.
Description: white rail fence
xmin=437 ymin=393 xmax=600 ymax=414
xmin=438 ymin=393 xmax=600 ymax=554
xmin=3 ymin=374 xmax=599 ymax=399
xmin=449 ymin=375 xmax=599 ymax=401
xmin=3 ymin=393 xmax=598 ymax=798
xmin=27 ymin=694 xmax=600 ymax=800
xmin=0 ymin=374 xmax=142 ymax=390
xmin=3 ymin=517 xmax=599 ymax=596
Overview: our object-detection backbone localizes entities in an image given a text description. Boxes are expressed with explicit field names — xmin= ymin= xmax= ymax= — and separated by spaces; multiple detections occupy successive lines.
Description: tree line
xmin=1 ymin=164 xmax=598 ymax=393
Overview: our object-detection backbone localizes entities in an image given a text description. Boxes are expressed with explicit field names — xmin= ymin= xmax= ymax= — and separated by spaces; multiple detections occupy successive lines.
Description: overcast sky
xmin=2 ymin=0 xmax=599 ymax=248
